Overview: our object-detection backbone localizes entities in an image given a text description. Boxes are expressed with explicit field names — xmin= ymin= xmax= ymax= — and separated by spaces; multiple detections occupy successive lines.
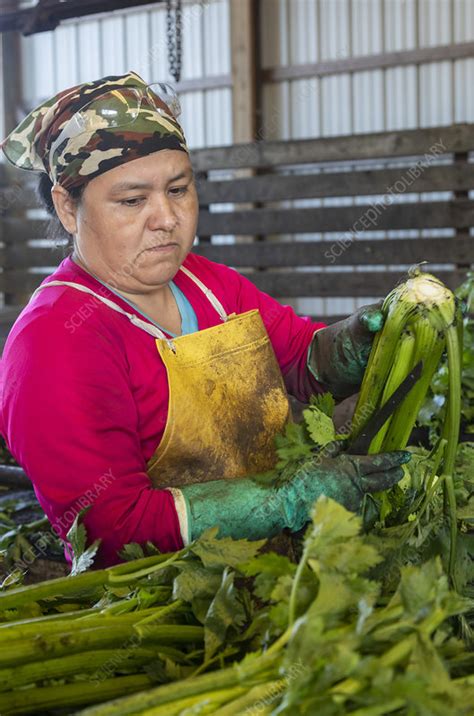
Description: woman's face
xmin=72 ymin=150 xmax=198 ymax=294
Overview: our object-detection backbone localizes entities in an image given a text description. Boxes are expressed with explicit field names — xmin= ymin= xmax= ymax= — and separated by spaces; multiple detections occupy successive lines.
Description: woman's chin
xmin=136 ymin=261 xmax=181 ymax=287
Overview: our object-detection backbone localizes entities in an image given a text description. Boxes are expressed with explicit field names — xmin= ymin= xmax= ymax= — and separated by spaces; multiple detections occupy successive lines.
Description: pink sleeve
xmin=216 ymin=264 xmax=327 ymax=403
xmin=1 ymin=312 xmax=183 ymax=568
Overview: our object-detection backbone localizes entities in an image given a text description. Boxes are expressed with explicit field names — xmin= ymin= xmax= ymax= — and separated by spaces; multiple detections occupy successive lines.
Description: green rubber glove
xmin=179 ymin=449 xmax=410 ymax=543
xmin=307 ymin=302 xmax=384 ymax=399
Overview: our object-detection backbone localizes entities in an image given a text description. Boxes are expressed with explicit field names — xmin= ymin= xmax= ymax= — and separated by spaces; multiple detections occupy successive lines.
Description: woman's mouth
xmin=144 ymin=243 xmax=178 ymax=254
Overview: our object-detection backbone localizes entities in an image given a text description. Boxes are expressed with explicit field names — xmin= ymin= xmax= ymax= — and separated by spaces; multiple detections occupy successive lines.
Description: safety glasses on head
xmin=48 ymin=82 xmax=181 ymax=178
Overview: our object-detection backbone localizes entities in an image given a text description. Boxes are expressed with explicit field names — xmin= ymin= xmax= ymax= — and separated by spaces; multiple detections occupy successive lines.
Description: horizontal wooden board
xmin=193 ymin=237 xmax=474 ymax=267
xmin=0 ymin=306 xmax=23 ymax=324
xmin=197 ymin=163 xmax=473 ymax=204
xmin=1 ymin=0 xmax=160 ymax=33
xmin=190 ymin=124 xmax=474 ymax=172
xmin=0 ymin=219 xmax=49 ymax=243
xmin=7 ymin=199 xmax=474 ymax=243
xmin=262 ymin=41 xmax=474 ymax=82
xmin=0 ymin=186 xmax=38 ymax=211
xmin=0 ymin=268 xmax=466 ymax=298
xmin=242 ymin=269 xmax=466 ymax=297
xmin=3 ymin=237 xmax=473 ymax=271
xmin=197 ymin=200 xmax=474 ymax=235
xmin=4 ymin=204 xmax=474 ymax=246
xmin=0 ymin=272 xmax=47 ymax=294
xmin=2 ymin=162 xmax=472 ymax=212
xmin=1 ymin=236 xmax=472 ymax=273
xmin=0 ymin=244 xmax=68 ymax=268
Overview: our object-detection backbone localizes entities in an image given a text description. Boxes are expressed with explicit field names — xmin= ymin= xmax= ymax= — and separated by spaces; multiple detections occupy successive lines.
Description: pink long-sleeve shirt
xmin=0 ymin=252 xmax=325 ymax=567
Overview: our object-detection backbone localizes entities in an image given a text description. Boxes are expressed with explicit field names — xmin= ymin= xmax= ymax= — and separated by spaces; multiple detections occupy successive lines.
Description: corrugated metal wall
xmin=260 ymin=0 xmax=474 ymax=318
xmin=24 ymin=1 xmax=474 ymax=150
xmin=19 ymin=0 xmax=232 ymax=149
xmin=261 ymin=0 xmax=474 ymax=137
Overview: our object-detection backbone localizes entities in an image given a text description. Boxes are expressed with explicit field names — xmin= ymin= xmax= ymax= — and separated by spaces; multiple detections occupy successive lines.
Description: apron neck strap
xmin=30 ymin=281 xmax=172 ymax=342
xmin=29 ymin=261 xmax=228 ymax=342
xmin=178 ymin=265 xmax=228 ymax=322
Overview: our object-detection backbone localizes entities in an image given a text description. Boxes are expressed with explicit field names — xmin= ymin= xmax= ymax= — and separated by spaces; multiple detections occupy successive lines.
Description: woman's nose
xmin=147 ymin=194 xmax=177 ymax=231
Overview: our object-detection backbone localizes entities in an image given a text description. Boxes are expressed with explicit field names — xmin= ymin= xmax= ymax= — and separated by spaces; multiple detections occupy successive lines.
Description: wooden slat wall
xmin=4 ymin=198 xmax=473 ymax=241
xmin=192 ymin=237 xmax=473 ymax=268
xmin=197 ymin=164 xmax=473 ymax=204
xmin=2 ymin=236 xmax=471 ymax=270
xmin=0 ymin=123 xmax=473 ymax=331
xmin=197 ymin=200 xmax=474 ymax=236
xmin=191 ymin=123 xmax=474 ymax=171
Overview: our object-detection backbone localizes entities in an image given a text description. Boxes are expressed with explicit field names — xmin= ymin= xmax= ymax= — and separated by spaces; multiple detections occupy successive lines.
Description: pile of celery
xmin=0 ymin=269 xmax=471 ymax=715
xmin=0 ymin=495 xmax=474 ymax=715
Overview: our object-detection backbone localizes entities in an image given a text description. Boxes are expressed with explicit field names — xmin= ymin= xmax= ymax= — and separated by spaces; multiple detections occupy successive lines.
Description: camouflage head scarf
xmin=1 ymin=71 xmax=188 ymax=191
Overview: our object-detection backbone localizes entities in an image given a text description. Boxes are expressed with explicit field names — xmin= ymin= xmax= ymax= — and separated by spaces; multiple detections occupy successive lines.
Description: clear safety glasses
xmin=48 ymin=82 xmax=181 ymax=176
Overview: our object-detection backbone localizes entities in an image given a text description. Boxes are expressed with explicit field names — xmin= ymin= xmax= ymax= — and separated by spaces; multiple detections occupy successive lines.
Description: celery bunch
xmin=351 ymin=268 xmax=462 ymax=579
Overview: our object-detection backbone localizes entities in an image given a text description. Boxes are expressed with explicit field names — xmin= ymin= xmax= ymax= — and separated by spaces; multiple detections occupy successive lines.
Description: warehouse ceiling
xmin=0 ymin=0 xmax=164 ymax=35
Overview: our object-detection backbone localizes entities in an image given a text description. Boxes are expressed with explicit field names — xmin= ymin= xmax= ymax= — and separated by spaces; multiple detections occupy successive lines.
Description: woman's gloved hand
xmin=307 ymin=302 xmax=384 ymax=399
xmin=178 ymin=449 xmax=410 ymax=543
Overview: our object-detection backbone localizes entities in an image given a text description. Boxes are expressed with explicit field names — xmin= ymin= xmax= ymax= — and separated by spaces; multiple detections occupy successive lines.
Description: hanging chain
xmin=166 ymin=0 xmax=183 ymax=84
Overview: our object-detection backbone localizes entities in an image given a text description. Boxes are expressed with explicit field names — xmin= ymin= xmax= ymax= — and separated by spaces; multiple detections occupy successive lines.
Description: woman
xmin=0 ymin=71 xmax=409 ymax=568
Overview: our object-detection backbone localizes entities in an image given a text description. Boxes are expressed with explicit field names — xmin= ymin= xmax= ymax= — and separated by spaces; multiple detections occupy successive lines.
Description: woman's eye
xmin=120 ymin=197 xmax=144 ymax=207
xmin=169 ymin=186 xmax=188 ymax=196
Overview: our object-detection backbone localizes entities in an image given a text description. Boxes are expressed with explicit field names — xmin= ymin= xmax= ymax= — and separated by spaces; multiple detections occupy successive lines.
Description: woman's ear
xmin=51 ymin=183 xmax=79 ymax=235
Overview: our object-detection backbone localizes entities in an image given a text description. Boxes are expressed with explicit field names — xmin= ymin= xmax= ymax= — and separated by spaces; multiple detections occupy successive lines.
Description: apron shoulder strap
xmin=179 ymin=265 xmax=228 ymax=322
xmin=29 ymin=261 xmax=228 ymax=340
xmin=30 ymin=280 xmax=170 ymax=341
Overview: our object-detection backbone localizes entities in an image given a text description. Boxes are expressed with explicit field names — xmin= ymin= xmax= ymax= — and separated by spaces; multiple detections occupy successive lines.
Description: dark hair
xmin=36 ymin=173 xmax=85 ymax=247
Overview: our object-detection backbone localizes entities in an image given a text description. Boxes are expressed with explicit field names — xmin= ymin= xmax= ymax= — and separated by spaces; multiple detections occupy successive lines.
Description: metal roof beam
xmin=0 ymin=0 xmax=164 ymax=35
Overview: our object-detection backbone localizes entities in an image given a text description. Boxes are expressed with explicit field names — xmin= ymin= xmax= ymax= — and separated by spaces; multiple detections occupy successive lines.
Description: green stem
xmin=288 ymin=543 xmax=310 ymax=626
xmin=0 ymin=674 xmax=153 ymax=715
xmin=0 ymin=569 xmax=106 ymax=612
xmin=0 ymin=605 xmax=102 ymax=629
xmin=138 ymin=625 xmax=203 ymax=646
xmin=376 ymin=608 xmax=445 ymax=670
xmin=0 ymin=586 xmax=171 ymax=631
xmin=352 ymin=308 xmax=409 ymax=440
xmin=0 ymin=553 xmax=177 ymax=613
xmin=348 ymin=699 xmax=406 ymax=716
xmin=217 ymin=679 xmax=287 ymax=716
xmin=381 ymin=324 xmax=443 ymax=451
xmin=134 ymin=600 xmax=186 ymax=629
xmin=369 ymin=329 xmax=416 ymax=453
xmin=100 ymin=588 xmax=171 ymax=615
xmin=442 ymin=324 xmax=462 ymax=586
xmin=423 ymin=438 xmax=447 ymax=495
xmin=401 ymin=468 xmax=446 ymax=547
xmin=0 ymin=607 xmax=170 ymax=643
xmin=76 ymin=648 xmax=282 ymax=716
xmin=136 ymin=686 xmax=248 ymax=716
xmin=331 ymin=608 xmax=447 ymax=700
xmin=0 ymin=624 xmax=203 ymax=668
xmin=266 ymin=625 xmax=292 ymax=656
xmin=107 ymin=552 xmax=183 ymax=576
xmin=189 ymin=645 xmax=240 ymax=679
xmin=108 ymin=552 xmax=187 ymax=584
xmin=0 ymin=646 xmax=156 ymax=692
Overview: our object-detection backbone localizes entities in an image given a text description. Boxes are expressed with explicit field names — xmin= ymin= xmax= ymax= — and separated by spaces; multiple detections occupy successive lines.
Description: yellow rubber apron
xmin=31 ymin=266 xmax=291 ymax=488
